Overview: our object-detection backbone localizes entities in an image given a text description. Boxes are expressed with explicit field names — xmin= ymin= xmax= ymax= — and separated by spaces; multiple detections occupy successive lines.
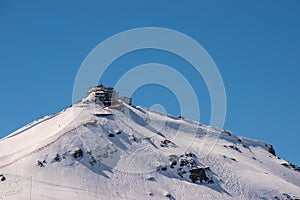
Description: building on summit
xmin=87 ymin=84 xmax=132 ymax=107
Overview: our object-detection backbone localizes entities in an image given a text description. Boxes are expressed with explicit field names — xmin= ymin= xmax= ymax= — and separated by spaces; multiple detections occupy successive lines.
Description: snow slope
xmin=0 ymin=98 xmax=299 ymax=200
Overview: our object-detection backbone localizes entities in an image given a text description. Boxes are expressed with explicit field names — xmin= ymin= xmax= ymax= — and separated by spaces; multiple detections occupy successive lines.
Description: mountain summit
xmin=0 ymin=86 xmax=299 ymax=200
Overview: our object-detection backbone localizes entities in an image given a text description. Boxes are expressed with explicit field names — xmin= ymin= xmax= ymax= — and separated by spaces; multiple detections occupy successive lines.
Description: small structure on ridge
xmin=87 ymin=84 xmax=132 ymax=107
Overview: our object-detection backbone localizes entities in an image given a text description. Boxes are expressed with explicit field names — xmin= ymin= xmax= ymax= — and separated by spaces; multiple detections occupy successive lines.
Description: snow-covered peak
xmin=0 ymin=100 xmax=299 ymax=200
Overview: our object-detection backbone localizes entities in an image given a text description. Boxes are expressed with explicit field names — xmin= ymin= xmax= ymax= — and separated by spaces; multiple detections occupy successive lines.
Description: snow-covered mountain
xmin=0 ymin=93 xmax=300 ymax=200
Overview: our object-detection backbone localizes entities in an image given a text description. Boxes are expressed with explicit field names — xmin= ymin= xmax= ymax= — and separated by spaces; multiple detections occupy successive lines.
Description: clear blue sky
xmin=0 ymin=1 xmax=299 ymax=165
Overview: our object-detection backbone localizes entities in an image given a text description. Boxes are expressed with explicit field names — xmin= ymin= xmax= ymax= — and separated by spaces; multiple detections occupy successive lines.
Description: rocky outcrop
xmin=73 ymin=148 xmax=83 ymax=159
xmin=189 ymin=167 xmax=208 ymax=183
xmin=281 ymin=161 xmax=300 ymax=172
xmin=157 ymin=152 xmax=214 ymax=184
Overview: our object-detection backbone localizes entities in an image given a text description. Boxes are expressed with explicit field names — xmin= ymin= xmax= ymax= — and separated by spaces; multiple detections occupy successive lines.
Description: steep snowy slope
xmin=0 ymin=97 xmax=300 ymax=200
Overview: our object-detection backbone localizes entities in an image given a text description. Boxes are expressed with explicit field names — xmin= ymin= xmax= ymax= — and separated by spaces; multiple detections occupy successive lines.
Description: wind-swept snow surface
xmin=0 ymin=100 xmax=299 ymax=200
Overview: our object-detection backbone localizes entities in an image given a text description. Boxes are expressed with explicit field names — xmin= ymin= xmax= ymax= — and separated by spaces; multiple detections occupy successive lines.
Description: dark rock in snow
xmin=156 ymin=165 xmax=167 ymax=171
xmin=116 ymin=130 xmax=121 ymax=135
xmin=0 ymin=174 xmax=6 ymax=182
xmin=108 ymin=133 xmax=115 ymax=137
xmin=73 ymin=149 xmax=83 ymax=159
xmin=290 ymin=163 xmax=300 ymax=172
xmin=161 ymin=166 xmax=167 ymax=171
xmin=268 ymin=145 xmax=276 ymax=156
xmin=281 ymin=161 xmax=300 ymax=172
xmin=179 ymin=158 xmax=188 ymax=167
xmin=146 ymin=177 xmax=156 ymax=181
xmin=189 ymin=167 xmax=209 ymax=183
xmin=208 ymin=179 xmax=214 ymax=184
xmin=89 ymin=154 xmax=97 ymax=166
xmin=185 ymin=152 xmax=197 ymax=158
xmin=53 ymin=154 xmax=61 ymax=162
xmin=281 ymin=162 xmax=290 ymax=167
xmin=170 ymin=160 xmax=177 ymax=168
xmin=283 ymin=193 xmax=300 ymax=200
xmin=160 ymin=139 xmax=176 ymax=147
xmin=37 ymin=160 xmax=45 ymax=167
xmin=224 ymin=130 xmax=232 ymax=136
xmin=229 ymin=145 xmax=240 ymax=151
xmin=224 ymin=145 xmax=242 ymax=153
xmin=129 ymin=134 xmax=137 ymax=142
xmin=165 ymin=193 xmax=176 ymax=200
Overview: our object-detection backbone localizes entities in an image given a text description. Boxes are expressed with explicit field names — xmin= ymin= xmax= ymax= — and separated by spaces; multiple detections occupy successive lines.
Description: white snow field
xmin=0 ymin=96 xmax=299 ymax=200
